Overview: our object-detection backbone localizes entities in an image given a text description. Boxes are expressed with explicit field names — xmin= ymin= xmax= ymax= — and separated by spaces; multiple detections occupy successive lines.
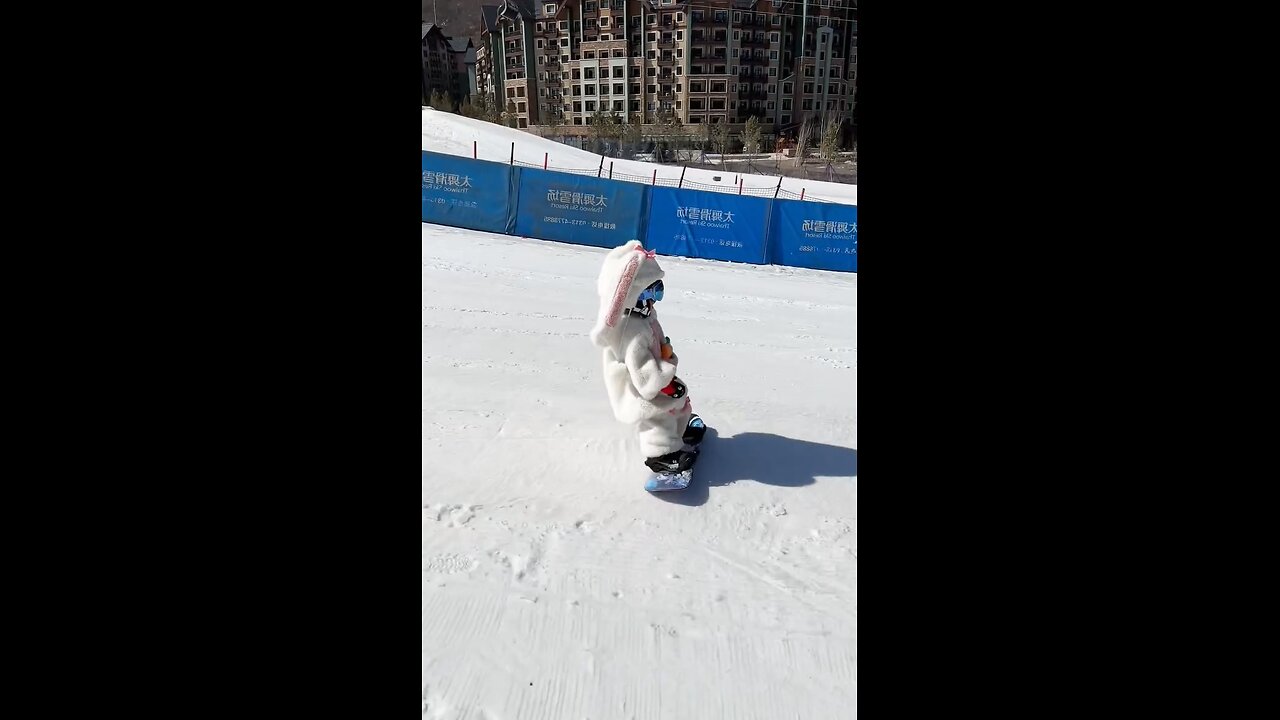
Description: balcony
xmin=741 ymin=35 xmax=769 ymax=47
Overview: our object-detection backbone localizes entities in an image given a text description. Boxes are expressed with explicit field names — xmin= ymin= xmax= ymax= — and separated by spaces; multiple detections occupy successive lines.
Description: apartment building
xmin=474 ymin=0 xmax=856 ymax=136
xmin=423 ymin=22 xmax=480 ymax=106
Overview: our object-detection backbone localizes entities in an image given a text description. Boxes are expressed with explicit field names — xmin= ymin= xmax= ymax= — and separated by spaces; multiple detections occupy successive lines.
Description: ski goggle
xmin=637 ymin=280 xmax=664 ymax=304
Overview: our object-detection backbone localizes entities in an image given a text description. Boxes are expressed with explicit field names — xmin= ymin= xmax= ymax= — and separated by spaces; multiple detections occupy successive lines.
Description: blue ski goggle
xmin=637 ymin=280 xmax=664 ymax=305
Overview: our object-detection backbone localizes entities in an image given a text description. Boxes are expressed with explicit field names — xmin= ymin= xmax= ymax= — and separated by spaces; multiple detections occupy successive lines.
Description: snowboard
xmin=644 ymin=444 xmax=701 ymax=492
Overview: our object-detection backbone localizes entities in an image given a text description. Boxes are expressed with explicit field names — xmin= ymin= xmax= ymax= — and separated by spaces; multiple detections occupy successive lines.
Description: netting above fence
xmin=501 ymin=151 xmax=848 ymax=203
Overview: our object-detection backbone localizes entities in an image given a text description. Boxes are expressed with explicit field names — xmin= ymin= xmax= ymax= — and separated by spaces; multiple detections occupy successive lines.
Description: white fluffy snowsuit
xmin=589 ymin=241 xmax=693 ymax=459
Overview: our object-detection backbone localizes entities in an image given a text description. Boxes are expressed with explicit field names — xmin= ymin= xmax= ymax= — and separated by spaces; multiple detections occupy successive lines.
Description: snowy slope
xmin=422 ymin=223 xmax=857 ymax=719
xmin=422 ymin=107 xmax=858 ymax=206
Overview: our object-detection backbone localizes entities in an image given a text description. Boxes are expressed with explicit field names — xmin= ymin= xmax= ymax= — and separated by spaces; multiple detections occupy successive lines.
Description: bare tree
xmin=794 ymin=114 xmax=817 ymax=169
xmin=622 ymin=116 xmax=643 ymax=157
xmin=820 ymin=112 xmax=845 ymax=163
xmin=740 ymin=116 xmax=762 ymax=155
xmin=710 ymin=120 xmax=731 ymax=157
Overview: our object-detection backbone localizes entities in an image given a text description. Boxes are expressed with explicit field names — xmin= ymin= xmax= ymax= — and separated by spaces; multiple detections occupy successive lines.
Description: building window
xmin=546 ymin=4 xmax=556 ymax=14
xmin=711 ymin=81 xmax=726 ymax=92
xmin=771 ymin=32 xmax=780 ymax=43
xmin=614 ymin=83 xmax=624 ymax=94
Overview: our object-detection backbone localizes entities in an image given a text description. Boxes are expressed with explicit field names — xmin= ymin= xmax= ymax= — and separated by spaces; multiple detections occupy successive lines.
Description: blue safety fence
xmin=422 ymin=151 xmax=856 ymax=273
xmin=769 ymin=198 xmax=858 ymax=272
xmin=513 ymin=167 xmax=650 ymax=249
xmin=421 ymin=152 xmax=516 ymax=235
xmin=645 ymin=187 xmax=770 ymax=265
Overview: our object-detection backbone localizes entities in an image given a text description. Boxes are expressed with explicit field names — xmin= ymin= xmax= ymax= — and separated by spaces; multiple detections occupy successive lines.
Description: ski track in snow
xmin=423 ymin=223 xmax=857 ymax=719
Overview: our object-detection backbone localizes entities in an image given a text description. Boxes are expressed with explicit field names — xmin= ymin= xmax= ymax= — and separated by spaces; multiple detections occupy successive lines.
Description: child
xmin=589 ymin=241 xmax=706 ymax=473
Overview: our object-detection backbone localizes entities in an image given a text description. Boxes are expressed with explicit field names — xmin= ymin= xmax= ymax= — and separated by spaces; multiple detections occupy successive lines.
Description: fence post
xmin=678 ymin=166 xmax=686 ymax=188
xmin=652 ymin=169 xmax=657 ymax=185
xmin=609 ymin=162 xmax=614 ymax=179
xmin=597 ymin=156 xmax=604 ymax=177
xmin=800 ymin=188 xmax=805 ymax=201
xmin=739 ymin=178 xmax=744 ymax=195
xmin=510 ymin=142 xmax=514 ymax=165
xmin=773 ymin=176 xmax=783 ymax=200
xmin=473 ymin=140 xmax=477 ymax=159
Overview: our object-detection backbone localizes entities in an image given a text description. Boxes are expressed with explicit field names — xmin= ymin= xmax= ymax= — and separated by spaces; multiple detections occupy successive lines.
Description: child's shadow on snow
xmin=652 ymin=428 xmax=857 ymax=507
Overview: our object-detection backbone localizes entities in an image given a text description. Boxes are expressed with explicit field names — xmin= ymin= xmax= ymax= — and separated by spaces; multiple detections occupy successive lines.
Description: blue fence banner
xmin=769 ymin=198 xmax=857 ymax=272
xmin=422 ymin=152 xmax=516 ymax=234
xmin=644 ymin=187 xmax=769 ymax=264
xmin=513 ymin=167 xmax=650 ymax=248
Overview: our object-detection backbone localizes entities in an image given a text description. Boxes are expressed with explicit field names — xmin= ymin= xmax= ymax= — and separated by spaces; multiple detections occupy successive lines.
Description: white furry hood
xmin=589 ymin=241 xmax=665 ymax=347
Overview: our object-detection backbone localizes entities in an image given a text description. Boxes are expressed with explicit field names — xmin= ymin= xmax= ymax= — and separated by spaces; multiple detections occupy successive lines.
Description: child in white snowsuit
xmin=589 ymin=241 xmax=705 ymax=473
